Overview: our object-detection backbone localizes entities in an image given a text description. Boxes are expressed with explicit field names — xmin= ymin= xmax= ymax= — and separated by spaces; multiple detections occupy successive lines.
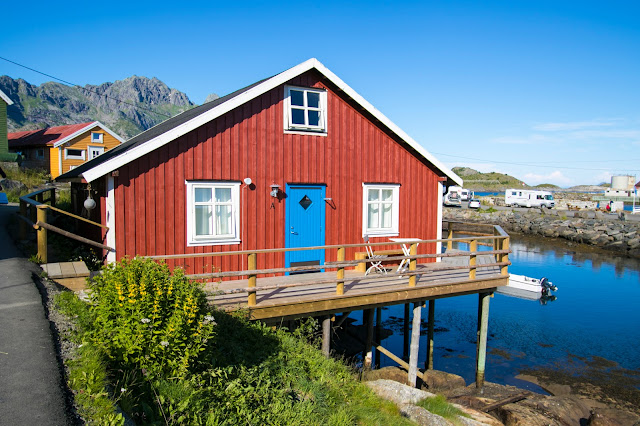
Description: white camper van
xmin=460 ymin=188 xmax=473 ymax=201
xmin=505 ymin=189 xmax=555 ymax=208
xmin=443 ymin=186 xmax=462 ymax=206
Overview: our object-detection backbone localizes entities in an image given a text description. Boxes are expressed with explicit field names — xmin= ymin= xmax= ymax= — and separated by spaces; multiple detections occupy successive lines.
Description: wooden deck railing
xmin=148 ymin=222 xmax=511 ymax=307
xmin=18 ymin=187 xmax=114 ymax=263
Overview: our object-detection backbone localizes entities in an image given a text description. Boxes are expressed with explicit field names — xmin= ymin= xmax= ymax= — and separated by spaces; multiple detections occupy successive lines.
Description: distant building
xmin=8 ymin=122 xmax=124 ymax=179
xmin=604 ymin=175 xmax=636 ymax=198
xmin=0 ymin=88 xmax=19 ymax=162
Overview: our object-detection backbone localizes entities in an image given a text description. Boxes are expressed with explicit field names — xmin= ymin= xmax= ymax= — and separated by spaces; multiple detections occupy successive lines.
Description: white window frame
xmin=362 ymin=183 xmax=400 ymax=237
xmin=88 ymin=145 xmax=105 ymax=159
xmin=64 ymin=148 xmax=85 ymax=160
xmin=186 ymin=181 xmax=241 ymax=246
xmin=283 ymin=85 xmax=328 ymax=135
xmin=91 ymin=132 xmax=104 ymax=143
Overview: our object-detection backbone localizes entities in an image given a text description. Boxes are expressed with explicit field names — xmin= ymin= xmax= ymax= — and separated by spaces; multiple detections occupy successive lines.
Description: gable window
xmin=186 ymin=181 xmax=241 ymax=246
xmin=362 ymin=184 xmax=400 ymax=237
xmin=88 ymin=146 xmax=105 ymax=159
xmin=91 ymin=132 xmax=104 ymax=143
xmin=65 ymin=148 xmax=85 ymax=160
xmin=284 ymin=85 xmax=327 ymax=133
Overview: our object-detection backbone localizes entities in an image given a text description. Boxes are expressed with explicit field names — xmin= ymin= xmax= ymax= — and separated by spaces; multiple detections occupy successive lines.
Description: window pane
xmin=215 ymin=205 xmax=232 ymax=235
xmin=308 ymin=110 xmax=320 ymax=126
xmin=368 ymin=189 xmax=379 ymax=201
xmin=381 ymin=203 xmax=392 ymax=228
xmin=290 ymin=90 xmax=304 ymax=106
xmin=307 ymin=91 xmax=320 ymax=108
xmin=368 ymin=204 xmax=379 ymax=229
xmin=195 ymin=206 xmax=211 ymax=235
xmin=382 ymin=189 xmax=393 ymax=201
xmin=215 ymin=187 xmax=231 ymax=203
xmin=195 ymin=188 xmax=212 ymax=203
xmin=291 ymin=108 xmax=305 ymax=125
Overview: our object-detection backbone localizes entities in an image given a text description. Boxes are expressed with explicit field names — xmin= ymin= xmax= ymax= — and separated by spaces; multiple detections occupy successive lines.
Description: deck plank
xmin=207 ymin=253 xmax=507 ymax=320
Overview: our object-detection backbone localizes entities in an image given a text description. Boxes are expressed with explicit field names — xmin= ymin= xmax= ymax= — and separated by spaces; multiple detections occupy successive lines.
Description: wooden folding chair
xmin=364 ymin=235 xmax=388 ymax=275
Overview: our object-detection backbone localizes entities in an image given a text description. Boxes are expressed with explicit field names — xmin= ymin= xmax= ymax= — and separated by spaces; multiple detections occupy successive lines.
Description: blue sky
xmin=3 ymin=0 xmax=640 ymax=187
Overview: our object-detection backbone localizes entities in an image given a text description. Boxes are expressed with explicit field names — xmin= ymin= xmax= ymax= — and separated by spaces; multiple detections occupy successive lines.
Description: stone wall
xmin=445 ymin=208 xmax=640 ymax=258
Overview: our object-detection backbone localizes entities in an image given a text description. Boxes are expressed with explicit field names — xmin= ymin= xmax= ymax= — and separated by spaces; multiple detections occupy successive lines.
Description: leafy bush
xmin=89 ymin=257 xmax=215 ymax=380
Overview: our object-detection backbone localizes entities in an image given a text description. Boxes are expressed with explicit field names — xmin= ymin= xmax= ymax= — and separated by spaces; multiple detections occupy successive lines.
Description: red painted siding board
xmin=112 ymin=69 xmax=441 ymax=275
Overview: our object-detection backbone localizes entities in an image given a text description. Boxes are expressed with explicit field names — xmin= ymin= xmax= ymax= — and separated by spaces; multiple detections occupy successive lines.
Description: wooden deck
xmin=206 ymin=252 xmax=508 ymax=320
xmin=42 ymin=261 xmax=90 ymax=279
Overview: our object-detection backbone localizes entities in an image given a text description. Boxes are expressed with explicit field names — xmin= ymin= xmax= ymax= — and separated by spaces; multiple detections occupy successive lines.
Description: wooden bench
xmin=354 ymin=249 xmax=404 ymax=273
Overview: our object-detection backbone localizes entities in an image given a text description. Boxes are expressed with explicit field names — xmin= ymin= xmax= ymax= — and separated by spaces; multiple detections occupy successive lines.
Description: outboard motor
xmin=540 ymin=277 xmax=557 ymax=296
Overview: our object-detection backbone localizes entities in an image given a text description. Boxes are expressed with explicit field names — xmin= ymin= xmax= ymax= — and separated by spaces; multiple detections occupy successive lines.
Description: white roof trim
xmin=81 ymin=58 xmax=461 ymax=185
xmin=52 ymin=121 xmax=126 ymax=148
xmin=0 ymin=89 xmax=14 ymax=105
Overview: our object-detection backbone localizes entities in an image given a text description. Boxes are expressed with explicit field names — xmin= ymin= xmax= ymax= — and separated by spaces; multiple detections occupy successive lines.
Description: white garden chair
xmin=363 ymin=235 xmax=388 ymax=275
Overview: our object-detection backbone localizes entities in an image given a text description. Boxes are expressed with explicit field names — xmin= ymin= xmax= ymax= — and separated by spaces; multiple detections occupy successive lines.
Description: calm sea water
xmin=367 ymin=235 xmax=640 ymax=391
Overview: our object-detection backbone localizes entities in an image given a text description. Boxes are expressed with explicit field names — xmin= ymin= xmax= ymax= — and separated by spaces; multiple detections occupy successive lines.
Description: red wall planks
xmin=111 ymin=70 xmax=442 ymax=275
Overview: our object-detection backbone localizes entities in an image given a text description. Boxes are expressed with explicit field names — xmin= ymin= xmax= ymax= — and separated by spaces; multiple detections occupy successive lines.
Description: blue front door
xmin=285 ymin=184 xmax=326 ymax=270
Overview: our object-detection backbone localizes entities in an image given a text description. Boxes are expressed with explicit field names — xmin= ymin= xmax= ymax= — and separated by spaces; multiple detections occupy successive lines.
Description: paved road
xmin=0 ymin=204 xmax=70 ymax=425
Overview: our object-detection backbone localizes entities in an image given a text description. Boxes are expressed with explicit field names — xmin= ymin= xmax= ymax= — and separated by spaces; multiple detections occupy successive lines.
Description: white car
xmin=468 ymin=199 xmax=481 ymax=209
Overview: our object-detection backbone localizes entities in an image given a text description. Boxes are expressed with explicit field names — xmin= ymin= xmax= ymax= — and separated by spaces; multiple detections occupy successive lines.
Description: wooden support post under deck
xmin=36 ymin=205 xmax=47 ymax=263
xmin=403 ymin=303 xmax=410 ymax=360
xmin=374 ymin=307 xmax=382 ymax=369
xmin=336 ymin=246 xmax=345 ymax=295
xmin=322 ymin=315 xmax=331 ymax=357
xmin=408 ymin=301 xmax=423 ymax=387
xmin=409 ymin=243 xmax=418 ymax=287
xmin=49 ymin=188 xmax=56 ymax=207
xmin=247 ymin=253 xmax=257 ymax=306
xmin=476 ymin=292 xmax=491 ymax=388
xmin=364 ymin=309 xmax=374 ymax=369
xmin=469 ymin=239 xmax=477 ymax=280
xmin=425 ymin=299 xmax=435 ymax=370
xmin=19 ymin=200 xmax=27 ymax=240
xmin=447 ymin=222 xmax=454 ymax=250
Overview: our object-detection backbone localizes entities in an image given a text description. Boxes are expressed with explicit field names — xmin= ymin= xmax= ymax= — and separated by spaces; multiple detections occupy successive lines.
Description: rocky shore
xmin=445 ymin=207 xmax=640 ymax=258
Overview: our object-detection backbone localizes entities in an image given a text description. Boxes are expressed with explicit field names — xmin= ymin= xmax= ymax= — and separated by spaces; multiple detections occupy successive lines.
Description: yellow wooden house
xmin=8 ymin=121 xmax=124 ymax=179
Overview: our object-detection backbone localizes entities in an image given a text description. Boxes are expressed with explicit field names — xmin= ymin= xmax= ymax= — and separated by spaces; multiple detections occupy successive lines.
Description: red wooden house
xmin=58 ymin=59 xmax=462 ymax=274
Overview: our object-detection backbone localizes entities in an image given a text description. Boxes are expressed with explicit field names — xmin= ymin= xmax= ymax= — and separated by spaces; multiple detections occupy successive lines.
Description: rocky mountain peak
xmin=0 ymin=75 xmax=198 ymax=139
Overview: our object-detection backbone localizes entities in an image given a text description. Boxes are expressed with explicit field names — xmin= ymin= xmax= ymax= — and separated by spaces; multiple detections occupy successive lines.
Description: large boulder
xmin=366 ymin=379 xmax=435 ymax=405
xmin=587 ymin=407 xmax=640 ymax=425
xmin=422 ymin=369 xmax=466 ymax=392
xmin=494 ymin=402 xmax=563 ymax=426
xmin=398 ymin=404 xmax=451 ymax=425
xmin=527 ymin=396 xmax=591 ymax=426
xmin=0 ymin=178 xmax=27 ymax=193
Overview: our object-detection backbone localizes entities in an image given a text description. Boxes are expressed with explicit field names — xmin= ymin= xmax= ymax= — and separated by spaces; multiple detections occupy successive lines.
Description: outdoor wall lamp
xmin=84 ymin=183 xmax=96 ymax=210
xmin=270 ymin=184 xmax=281 ymax=198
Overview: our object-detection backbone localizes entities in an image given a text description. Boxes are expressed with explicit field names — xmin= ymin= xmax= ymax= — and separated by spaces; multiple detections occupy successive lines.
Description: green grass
xmin=2 ymin=167 xmax=51 ymax=202
xmin=416 ymin=394 xmax=470 ymax=424
xmin=53 ymin=259 xmax=413 ymax=425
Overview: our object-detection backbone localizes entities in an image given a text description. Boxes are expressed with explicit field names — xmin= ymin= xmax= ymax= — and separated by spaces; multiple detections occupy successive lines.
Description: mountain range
xmin=0 ymin=75 xmax=219 ymax=140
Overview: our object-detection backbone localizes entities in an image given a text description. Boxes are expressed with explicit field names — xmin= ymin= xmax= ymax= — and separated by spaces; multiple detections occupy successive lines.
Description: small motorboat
xmin=497 ymin=274 xmax=558 ymax=302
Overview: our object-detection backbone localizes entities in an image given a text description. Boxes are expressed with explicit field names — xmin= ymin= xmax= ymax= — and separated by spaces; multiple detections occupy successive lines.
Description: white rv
xmin=505 ymin=189 xmax=555 ymax=208
xmin=460 ymin=188 xmax=473 ymax=201
xmin=443 ymin=186 xmax=462 ymax=206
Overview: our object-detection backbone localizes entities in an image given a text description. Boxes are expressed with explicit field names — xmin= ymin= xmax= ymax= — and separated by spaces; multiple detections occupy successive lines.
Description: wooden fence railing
xmin=18 ymin=187 xmax=114 ymax=263
xmin=148 ymin=222 xmax=511 ymax=307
